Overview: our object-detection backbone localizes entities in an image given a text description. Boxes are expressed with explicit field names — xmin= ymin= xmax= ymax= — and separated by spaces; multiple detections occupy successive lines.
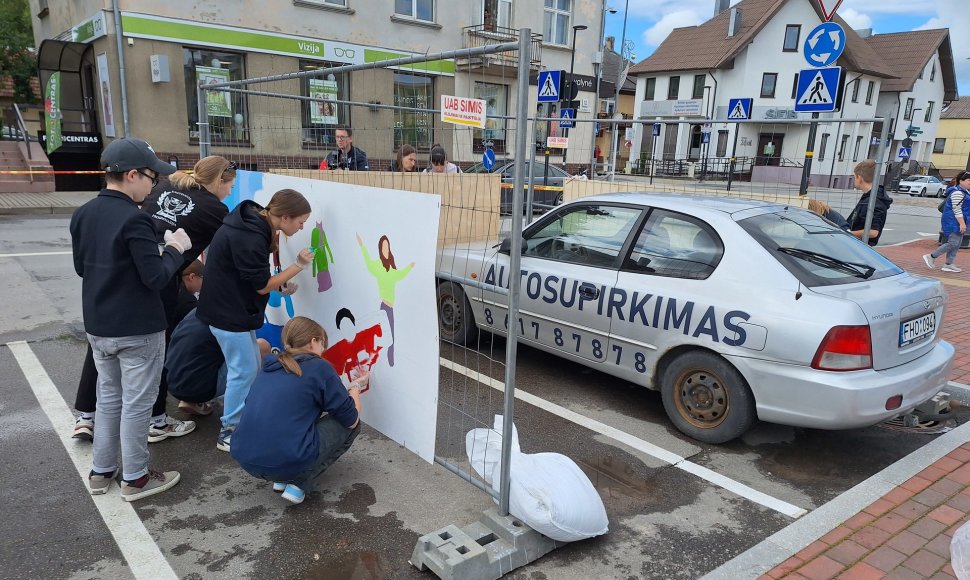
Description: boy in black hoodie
xmin=848 ymin=159 xmax=893 ymax=246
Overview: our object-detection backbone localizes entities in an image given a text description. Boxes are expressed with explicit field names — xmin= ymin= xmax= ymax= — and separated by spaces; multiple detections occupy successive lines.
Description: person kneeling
xmin=230 ymin=316 xmax=366 ymax=505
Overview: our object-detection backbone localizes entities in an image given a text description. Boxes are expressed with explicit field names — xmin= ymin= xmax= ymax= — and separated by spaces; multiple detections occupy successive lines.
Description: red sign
xmin=817 ymin=0 xmax=843 ymax=22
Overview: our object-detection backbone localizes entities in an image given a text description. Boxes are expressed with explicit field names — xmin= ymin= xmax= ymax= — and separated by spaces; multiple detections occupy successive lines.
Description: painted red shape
xmin=817 ymin=0 xmax=843 ymax=22
xmin=323 ymin=324 xmax=383 ymax=393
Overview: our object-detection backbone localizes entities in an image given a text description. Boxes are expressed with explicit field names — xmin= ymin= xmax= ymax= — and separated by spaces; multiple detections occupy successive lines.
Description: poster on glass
xmin=309 ymin=79 xmax=339 ymax=125
xmin=96 ymin=53 xmax=115 ymax=137
xmin=196 ymin=66 xmax=232 ymax=117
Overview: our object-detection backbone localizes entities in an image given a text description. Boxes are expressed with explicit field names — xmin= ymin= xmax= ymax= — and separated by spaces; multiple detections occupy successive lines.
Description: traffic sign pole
xmin=861 ymin=119 xmax=891 ymax=245
xmin=727 ymin=126 xmax=741 ymax=191
xmin=798 ymin=112 xmax=820 ymax=196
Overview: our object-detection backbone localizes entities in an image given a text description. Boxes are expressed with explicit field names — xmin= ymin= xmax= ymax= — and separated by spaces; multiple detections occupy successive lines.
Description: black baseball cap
xmin=101 ymin=138 xmax=176 ymax=176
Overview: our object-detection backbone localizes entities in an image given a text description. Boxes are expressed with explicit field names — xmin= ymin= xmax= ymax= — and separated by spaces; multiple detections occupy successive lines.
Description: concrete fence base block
xmin=409 ymin=508 xmax=563 ymax=580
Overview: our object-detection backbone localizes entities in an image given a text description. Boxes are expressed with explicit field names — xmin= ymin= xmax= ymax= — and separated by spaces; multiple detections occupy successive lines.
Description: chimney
xmin=605 ymin=36 xmax=615 ymax=52
xmin=714 ymin=0 xmax=730 ymax=16
xmin=855 ymin=28 xmax=872 ymax=38
xmin=727 ymin=7 xmax=742 ymax=37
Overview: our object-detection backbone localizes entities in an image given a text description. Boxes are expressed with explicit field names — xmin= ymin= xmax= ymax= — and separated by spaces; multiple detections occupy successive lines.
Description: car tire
xmin=660 ymin=351 xmax=756 ymax=444
xmin=938 ymin=188 xmax=945 ymax=198
xmin=920 ymin=187 xmax=927 ymax=197
xmin=437 ymin=281 xmax=477 ymax=345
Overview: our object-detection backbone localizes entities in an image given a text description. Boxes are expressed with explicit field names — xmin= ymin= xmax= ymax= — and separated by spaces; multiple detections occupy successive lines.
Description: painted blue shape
xmin=537 ymin=70 xmax=561 ymax=102
xmin=803 ymin=22 xmax=846 ymax=68
xmin=482 ymin=148 xmax=495 ymax=171
xmin=727 ymin=98 xmax=753 ymax=120
xmin=224 ymin=169 xmax=262 ymax=211
xmin=795 ymin=67 xmax=842 ymax=113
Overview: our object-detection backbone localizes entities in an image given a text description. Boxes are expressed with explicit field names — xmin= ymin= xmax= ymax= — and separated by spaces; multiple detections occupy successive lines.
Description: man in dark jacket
xmin=324 ymin=127 xmax=369 ymax=170
xmin=70 ymin=138 xmax=191 ymax=502
xmin=848 ymin=159 xmax=893 ymax=246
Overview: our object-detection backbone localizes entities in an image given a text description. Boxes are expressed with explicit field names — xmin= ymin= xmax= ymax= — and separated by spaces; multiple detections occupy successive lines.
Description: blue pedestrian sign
xmin=794 ymin=66 xmax=842 ymax=113
xmin=898 ymin=147 xmax=911 ymax=160
xmin=727 ymin=98 xmax=753 ymax=120
xmin=482 ymin=148 xmax=496 ymax=171
xmin=559 ymin=108 xmax=575 ymax=128
xmin=652 ymin=123 xmax=662 ymax=137
xmin=803 ymin=22 xmax=846 ymax=68
xmin=702 ymin=131 xmax=710 ymax=145
xmin=537 ymin=70 xmax=561 ymax=102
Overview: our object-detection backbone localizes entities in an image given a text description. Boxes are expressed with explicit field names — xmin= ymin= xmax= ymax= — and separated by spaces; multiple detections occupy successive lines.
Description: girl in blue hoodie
xmin=231 ymin=316 xmax=366 ymax=505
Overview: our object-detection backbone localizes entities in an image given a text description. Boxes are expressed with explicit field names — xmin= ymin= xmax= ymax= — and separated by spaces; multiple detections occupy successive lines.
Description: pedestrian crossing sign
xmin=538 ymin=70 xmax=561 ymax=103
xmin=727 ymin=98 xmax=753 ymax=120
xmin=794 ymin=66 xmax=843 ymax=113
xmin=559 ymin=108 xmax=575 ymax=128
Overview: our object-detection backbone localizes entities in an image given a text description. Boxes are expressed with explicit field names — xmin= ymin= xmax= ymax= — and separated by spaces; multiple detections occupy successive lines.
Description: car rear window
xmin=738 ymin=209 xmax=902 ymax=286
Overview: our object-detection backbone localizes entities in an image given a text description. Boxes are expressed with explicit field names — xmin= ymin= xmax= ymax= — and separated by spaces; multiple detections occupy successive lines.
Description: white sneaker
xmin=922 ymin=254 xmax=935 ymax=269
xmin=148 ymin=416 xmax=196 ymax=443
xmin=941 ymin=264 xmax=962 ymax=273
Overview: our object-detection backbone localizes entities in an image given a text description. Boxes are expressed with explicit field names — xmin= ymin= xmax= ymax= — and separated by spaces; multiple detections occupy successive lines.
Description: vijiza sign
xmin=440 ymin=95 xmax=486 ymax=128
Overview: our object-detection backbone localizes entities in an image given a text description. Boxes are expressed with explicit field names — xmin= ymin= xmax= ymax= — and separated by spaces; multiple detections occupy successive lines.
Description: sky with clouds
xmin=602 ymin=0 xmax=968 ymax=96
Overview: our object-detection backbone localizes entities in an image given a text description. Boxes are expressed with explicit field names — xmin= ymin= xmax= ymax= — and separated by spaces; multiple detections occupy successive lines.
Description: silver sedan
xmin=436 ymin=193 xmax=954 ymax=444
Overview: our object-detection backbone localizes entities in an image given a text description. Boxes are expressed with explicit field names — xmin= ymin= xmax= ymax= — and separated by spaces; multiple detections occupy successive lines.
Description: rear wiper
xmin=776 ymin=247 xmax=875 ymax=279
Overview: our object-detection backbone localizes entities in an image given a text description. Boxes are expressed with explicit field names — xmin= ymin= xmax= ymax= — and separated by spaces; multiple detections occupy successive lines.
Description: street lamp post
xmin=895 ymin=106 xmax=922 ymax=186
xmin=566 ymin=24 xmax=587 ymax=162
xmin=608 ymin=0 xmax=630 ymax=183
xmin=589 ymin=5 xmax=617 ymax=178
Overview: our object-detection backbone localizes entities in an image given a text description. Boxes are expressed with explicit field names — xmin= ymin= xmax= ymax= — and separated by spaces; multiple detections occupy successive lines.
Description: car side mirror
xmin=499 ymin=236 xmax=527 ymax=254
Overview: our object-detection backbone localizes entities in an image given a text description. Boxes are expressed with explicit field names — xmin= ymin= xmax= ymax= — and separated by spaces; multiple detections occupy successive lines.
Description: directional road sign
xmin=559 ymin=108 xmax=576 ymax=128
xmin=803 ymin=22 xmax=846 ymax=68
xmin=482 ymin=148 xmax=495 ymax=171
xmin=898 ymin=147 xmax=911 ymax=160
xmin=537 ymin=70 xmax=561 ymax=102
xmin=795 ymin=66 xmax=842 ymax=113
xmin=727 ymin=98 xmax=753 ymax=120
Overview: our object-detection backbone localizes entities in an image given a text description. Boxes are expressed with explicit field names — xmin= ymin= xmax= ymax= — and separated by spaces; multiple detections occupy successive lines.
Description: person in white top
xmin=424 ymin=144 xmax=461 ymax=174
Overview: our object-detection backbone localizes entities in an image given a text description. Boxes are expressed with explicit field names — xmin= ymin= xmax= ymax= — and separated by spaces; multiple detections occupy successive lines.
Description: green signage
xmin=45 ymin=73 xmax=62 ymax=154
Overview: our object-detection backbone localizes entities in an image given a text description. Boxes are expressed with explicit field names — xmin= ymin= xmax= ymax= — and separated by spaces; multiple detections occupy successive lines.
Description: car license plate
xmin=899 ymin=312 xmax=935 ymax=347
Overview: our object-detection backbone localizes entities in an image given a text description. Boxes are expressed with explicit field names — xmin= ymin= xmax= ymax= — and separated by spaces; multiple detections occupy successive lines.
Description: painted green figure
xmin=356 ymin=232 xmax=414 ymax=367
xmin=311 ymin=220 xmax=335 ymax=292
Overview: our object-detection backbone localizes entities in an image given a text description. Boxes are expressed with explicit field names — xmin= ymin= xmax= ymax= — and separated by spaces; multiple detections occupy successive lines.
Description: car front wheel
xmin=660 ymin=351 xmax=755 ymax=444
xmin=437 ymin=281 xmax=477 ymax=345
xmin=920 ymin=187 xmax=927 ymax=197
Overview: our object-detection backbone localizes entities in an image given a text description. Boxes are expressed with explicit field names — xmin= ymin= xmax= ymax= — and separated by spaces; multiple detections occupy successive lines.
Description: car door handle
xmin=579 ymin=283 xmax=599 ymax=299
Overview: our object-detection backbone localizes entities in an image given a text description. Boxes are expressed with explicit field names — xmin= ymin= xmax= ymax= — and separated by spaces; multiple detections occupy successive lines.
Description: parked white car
xmin=436 ymin=193 xmax=954 ymax=443
xmin=898 ymin=175 xmax=946 ymax=197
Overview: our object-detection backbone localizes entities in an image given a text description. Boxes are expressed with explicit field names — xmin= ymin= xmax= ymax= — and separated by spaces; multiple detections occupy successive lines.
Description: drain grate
xmin=877 ymin=416 xmax=955 ymax=434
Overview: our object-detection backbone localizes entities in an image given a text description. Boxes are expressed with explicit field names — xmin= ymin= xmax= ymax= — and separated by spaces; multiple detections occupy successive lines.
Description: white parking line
xmin=7 ymin=341 xmax=179 ymax=580
xmin=440 ymin=357 xmax=809 ymax=519
xmin=0 ymin=251 xmax=73 ymax=258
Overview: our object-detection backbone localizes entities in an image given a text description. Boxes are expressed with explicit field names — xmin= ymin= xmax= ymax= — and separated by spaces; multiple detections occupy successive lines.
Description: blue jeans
xmin=931 ymin=231 xmax=963 ymax=265
xmin=209 ymin=327 xmax=260 ymax=430
xmin=87 ymin=331 xmax=166 ymax=481
xmin=250 ymin=416 xmax=360 ymax=492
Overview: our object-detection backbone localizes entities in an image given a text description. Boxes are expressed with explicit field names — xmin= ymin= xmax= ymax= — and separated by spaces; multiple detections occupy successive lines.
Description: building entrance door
xmin=757 ymin=133 xmax=784 ymax=166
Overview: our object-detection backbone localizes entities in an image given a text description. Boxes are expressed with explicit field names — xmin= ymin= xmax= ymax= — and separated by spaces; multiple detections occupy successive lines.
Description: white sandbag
xmin=465 ymin=415 xmax=608 ymax=542
xmin=953 ymin=520 xmax=970 ymax=580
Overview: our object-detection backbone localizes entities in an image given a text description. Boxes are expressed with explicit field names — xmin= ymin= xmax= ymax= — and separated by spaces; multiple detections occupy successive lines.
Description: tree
xmin=0 ymin=0 xmax=38 ymax=104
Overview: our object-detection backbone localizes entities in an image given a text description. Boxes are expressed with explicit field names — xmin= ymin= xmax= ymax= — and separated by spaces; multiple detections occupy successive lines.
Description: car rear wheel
xmin=437 ymin=281 xmax=477 ymax=345
xmin=660 ymin=351 xmax=755 ymax=444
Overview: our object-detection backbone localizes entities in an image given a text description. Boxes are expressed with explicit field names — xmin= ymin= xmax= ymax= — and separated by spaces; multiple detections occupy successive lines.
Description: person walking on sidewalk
xmin=196 ymin=188 xmax=313 ymax=452
xmin=231 ymin=316 xmax=365 ymax=505
xmin=70 ymin=138 xmax=191 ymax=501
xmin=924 ymin=171 xmax=970 ymax=273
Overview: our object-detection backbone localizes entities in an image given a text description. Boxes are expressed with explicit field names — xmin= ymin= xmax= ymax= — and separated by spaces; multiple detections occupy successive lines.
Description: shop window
xmin=184 ymin=48 xmax=248 ymax=144
xmin=760 ymin=73 xmax=777 ymax=98
xmin=300 ymin=61 xmax=350 ymax=149
xmin=393 ymin=72 xmax=433 ymax=149
xmin=395 ymin=0 xmax=434 ymax=21
xmin=783 ymin=25 xmax=800 ymax=52
xmin=473 ymin=82 xmax=508 ymax=153
xmin=543 ymin=0 xmax=571 ymax=45
xmin=535 ymin=102 xmax=559 ymax=150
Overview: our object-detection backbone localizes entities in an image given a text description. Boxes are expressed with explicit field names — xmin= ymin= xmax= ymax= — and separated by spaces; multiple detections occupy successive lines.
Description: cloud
xmin=642 ymin=10 xmax=705 ymax=47
xmin=839 ymin=8 xmax=872 ymax=30
xmin=840 ymin=0 xmax=936 ymax=14
xmin=914 ymin=17 xmax=944 ymax=30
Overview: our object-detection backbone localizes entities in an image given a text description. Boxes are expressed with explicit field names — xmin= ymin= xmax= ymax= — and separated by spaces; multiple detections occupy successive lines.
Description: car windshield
xmin=738 ymin=209 xmax=902 ymax=286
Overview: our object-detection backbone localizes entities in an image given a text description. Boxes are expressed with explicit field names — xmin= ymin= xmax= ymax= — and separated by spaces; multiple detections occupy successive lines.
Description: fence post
xmin=197 ymin=84 xmax=211 ymax=159
xmin=862 ymin=118 xmax=890 ymax=245
xmin=497 ymin=27 xmax=532 ymax=518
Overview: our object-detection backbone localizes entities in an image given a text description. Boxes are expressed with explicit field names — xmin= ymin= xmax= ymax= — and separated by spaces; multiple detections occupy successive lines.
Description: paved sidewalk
xmin=0 ymin=191 xmax=97 ymax=214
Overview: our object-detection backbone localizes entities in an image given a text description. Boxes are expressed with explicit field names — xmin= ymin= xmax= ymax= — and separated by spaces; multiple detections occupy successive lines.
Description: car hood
xmin=809 ymin=273 xmax=946 ymax=370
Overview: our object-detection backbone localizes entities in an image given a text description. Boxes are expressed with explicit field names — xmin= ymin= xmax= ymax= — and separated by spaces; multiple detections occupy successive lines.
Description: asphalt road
xmin=0 ymin=213 xmax=961 ymax=579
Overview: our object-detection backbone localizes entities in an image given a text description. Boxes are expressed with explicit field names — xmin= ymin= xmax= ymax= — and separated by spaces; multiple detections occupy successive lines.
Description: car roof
xmin=565 ymin=191 xmax=789 ymax=218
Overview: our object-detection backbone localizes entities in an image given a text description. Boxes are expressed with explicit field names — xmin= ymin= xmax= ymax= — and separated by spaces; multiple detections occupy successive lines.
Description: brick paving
xmin=764 ymin=239 xmax=970 ymax=580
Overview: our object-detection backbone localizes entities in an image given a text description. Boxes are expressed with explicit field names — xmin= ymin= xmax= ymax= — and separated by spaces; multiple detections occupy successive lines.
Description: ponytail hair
xmin=276 ymin=316 xmax=327 ymax=377
xmin=260 ymin=188 xmax=312 ymax=252
xmin=169 ymin=155 xmax=236 ymax=191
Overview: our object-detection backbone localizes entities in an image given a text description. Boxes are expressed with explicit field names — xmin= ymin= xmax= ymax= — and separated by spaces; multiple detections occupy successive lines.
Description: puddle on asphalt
xmin=302 ymin=550 xmax=389 ymax=579
xmin=577 ymin=456 xmax=654 ymax=499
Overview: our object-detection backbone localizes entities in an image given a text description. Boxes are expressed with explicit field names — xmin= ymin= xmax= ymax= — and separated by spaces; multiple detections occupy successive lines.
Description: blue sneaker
xmin=281 ymin=484 xmax=305 ymax=504
xmin=216 ymin=427 xmax=233 ymax=452
xmin=272 ymin=482 xmax=286 ymax=493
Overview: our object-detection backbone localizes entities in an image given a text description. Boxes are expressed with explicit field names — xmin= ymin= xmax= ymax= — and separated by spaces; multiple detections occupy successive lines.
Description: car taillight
xmin=812 ymin=325 xmax=873 ymax=371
